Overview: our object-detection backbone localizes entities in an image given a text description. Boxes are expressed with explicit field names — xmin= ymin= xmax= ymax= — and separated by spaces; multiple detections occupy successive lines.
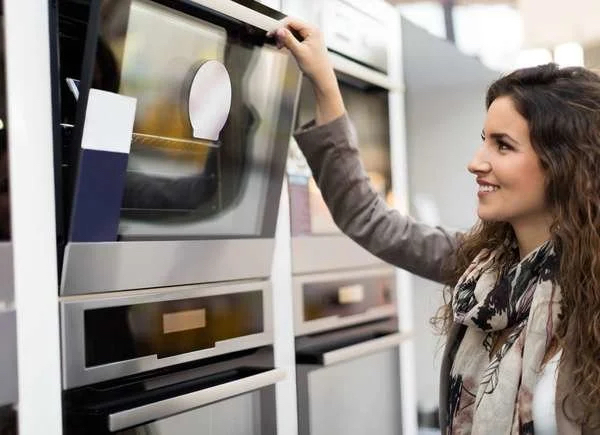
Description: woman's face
xmin=468 ymin=96 xmax=549 ymax=227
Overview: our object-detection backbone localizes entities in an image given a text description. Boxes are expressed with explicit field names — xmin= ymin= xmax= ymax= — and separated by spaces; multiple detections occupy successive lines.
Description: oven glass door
xmin=288 ymin=77 xmax=391 ymax=237
xmin=63 ymin=0 xmax=300 ymax=241
xmin=56 ymin=0 xmax=301 ymax=294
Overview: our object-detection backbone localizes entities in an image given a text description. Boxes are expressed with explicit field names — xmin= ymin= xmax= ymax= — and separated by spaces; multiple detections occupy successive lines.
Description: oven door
xmin=295 ymin=319 xmax=408 ymax=435
xmin=64 ymin=347 xmax=283 ymax=434
xmin=55 ymin=0 xmax=301 ymax=295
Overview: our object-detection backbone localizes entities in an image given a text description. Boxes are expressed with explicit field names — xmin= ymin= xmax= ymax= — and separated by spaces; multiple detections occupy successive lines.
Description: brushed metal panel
xmin=61 ymin=280 xmax=274 ymax=389
xmin=302 ymin=348 xmax=401 ymax=435
xmin=0 ymin=243 xmax=13 ymax=304
xmin=0 ymin=310 xmax=17 ymax=406
xmin=291 ymin=236 xmax=385 ymax=275
xmin=60 ymin=239 xmax=274 ymax=295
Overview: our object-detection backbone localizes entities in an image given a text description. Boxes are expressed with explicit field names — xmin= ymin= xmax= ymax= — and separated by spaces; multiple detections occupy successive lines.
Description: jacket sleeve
xmin=293 ymin=113 xmax=462 ymax=284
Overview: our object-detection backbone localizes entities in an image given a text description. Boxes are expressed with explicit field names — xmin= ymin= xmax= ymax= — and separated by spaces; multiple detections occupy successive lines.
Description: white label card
xmin=81 ymin=89 xmax=137 ymax=154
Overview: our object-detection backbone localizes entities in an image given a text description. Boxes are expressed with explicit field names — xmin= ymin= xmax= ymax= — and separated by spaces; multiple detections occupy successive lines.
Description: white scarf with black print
xmin=447 ymin=241 xmax=561 ymax=435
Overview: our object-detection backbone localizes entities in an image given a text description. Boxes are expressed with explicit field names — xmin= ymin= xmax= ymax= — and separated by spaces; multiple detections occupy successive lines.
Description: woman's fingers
xmin=282 ymin=17 xmax=314 ymax=40
xmin=270 ymin=16 xmax=333 ymax=86
xmin=275 ymin=27 xmax=302 ymax=55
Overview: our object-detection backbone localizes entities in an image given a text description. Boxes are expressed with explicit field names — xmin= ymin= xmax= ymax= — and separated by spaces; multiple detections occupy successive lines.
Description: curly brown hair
xmin=437 ymin=63 xmax=600 ymax=428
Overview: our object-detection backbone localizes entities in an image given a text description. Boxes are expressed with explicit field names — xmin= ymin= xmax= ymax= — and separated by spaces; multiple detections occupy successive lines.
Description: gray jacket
xmin=294 ymin=113 xmax=593 ymax=434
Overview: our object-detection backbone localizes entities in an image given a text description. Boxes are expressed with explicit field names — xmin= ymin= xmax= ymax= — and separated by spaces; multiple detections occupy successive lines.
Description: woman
xmin=271 ymin=19 xmax=600 ymax=435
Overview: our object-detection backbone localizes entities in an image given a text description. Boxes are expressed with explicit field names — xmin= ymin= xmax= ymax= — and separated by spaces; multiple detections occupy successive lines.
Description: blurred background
xmin=389 ymin=0 xmax=599 ymax=72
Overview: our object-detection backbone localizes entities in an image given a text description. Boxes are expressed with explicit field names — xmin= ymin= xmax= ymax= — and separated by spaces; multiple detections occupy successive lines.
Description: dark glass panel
xmin=85 ymin=291 xmax=263 ymax=367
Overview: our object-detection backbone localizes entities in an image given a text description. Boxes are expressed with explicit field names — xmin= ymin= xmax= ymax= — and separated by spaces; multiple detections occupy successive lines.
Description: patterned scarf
xmin=446 ymin=241 xmax=561 ymax=434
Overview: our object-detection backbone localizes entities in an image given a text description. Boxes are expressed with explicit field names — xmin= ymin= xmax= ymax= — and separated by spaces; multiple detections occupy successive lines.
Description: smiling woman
xmin=469 ymin=95 xmax=552 ymax=258
xmin=273 ymin=16 xmax=600 ymax=435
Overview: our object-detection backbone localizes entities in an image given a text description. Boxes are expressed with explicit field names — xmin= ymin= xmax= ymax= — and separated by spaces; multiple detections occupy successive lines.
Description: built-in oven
xmin=50 ymin=0 xmax=301 ymax=432
xmin=283 ymin=0 xmax=395 ymax=275
xmin=61 ymin=280 xmax=283 ymax=434
xmin=52 ymin=0 xmax=301 ymax=296
xmin=280 ymin=1 xmax=407 ymax=433
xmin=0 ymin=9 xmax=17 ymax=433
xmin=293 ymin=268 xmax=408 ymax=435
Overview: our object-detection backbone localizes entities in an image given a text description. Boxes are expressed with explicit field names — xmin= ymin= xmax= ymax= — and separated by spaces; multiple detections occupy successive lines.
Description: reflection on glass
xmin=90 ymin=0 xmax=299 ymax=238
xmin=303 ymin=276 xmax=393 ymax=322
xmin=84 ymin=292 xmax=263 ymax=367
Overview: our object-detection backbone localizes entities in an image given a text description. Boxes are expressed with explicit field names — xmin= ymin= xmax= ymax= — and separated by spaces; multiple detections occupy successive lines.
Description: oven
xmin=51 ymin=0 xmax=300 ymax=432
xmin=280 ymin=1 xmax=407 ymax=433
xmin=283 ymin=0 xmax=395 ymax=275
xmin=0 ymin=11 xmax=17 ymax=432
xmin=293 ymin=268 xmax=407 ymax=435
xmin=61 ymin=280 xmax=282 ymax=434
xmin=52 ymin=0 xmax=301 ymax=296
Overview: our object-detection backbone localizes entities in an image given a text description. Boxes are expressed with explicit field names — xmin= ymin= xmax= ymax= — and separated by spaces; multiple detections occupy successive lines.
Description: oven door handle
xmin=321 ymin=332 xmax=411 ymax=366
xmin=108 ymin=368 xmax=286 ymax=432
xmin=194 ymin=0 xmax=280 ymax=32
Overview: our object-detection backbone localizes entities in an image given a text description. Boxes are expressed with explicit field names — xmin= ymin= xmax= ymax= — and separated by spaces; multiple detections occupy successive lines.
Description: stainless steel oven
xmin=0 ymin=12 xmax=17 ymax=431
xmin=283 ymin=0 xmax=395 ymax=275
xmin=293 ymin=268 xmax=407 ymax=435
xmin=53 ymin=0 xmax=301 ymax=295
xmin=61 ymin=280 xmax=283 ymax=434
xmin=280 ymin=2 xmax=405 ymax=432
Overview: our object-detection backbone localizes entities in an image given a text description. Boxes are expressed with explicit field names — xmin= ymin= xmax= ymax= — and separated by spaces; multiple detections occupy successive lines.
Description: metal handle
xmin=329 ymin=52 xmax=398 ymax=91
xmin=108 ymin=368 xmax=286 ymax=431
xmin=191 ymin=0 xmax=281 ymax=32
xmin=322 ymin=332 xmax=411 ymax=366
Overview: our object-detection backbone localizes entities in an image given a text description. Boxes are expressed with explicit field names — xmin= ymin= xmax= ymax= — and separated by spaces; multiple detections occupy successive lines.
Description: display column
xmin=388 ymin=11 xmax=419 ymax=435
xmin=4 ymin=1 xmax=62 ymax=434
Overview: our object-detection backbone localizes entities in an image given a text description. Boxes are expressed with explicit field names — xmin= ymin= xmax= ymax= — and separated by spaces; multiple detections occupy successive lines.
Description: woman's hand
xmin=271 ymin=18 xmax=345 ymax=125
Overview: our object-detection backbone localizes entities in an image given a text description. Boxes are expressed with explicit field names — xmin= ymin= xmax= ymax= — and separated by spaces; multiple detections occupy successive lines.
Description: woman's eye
xmin=497 ymin=141 xmax=512 ymax=151
xmin=480 ymin=132 xmax=485 ymax=141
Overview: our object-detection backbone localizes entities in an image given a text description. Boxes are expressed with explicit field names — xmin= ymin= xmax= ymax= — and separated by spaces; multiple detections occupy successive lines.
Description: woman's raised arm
xmin=273 ymin=18 xmax=461 ymax=283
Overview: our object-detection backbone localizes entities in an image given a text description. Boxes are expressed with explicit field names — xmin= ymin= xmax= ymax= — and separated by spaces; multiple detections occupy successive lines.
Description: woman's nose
xmin=467 ymin=146 xmax=492 ymax=174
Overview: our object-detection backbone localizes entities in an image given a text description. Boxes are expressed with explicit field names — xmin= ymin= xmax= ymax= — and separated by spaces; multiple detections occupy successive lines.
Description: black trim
xmin=48 ymin=0 xmax=65 ymax=268
xmin=230 ymin=0 xmax=285 ymax=20
xmin=295 ymin=317 xmax=398 ymax=365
